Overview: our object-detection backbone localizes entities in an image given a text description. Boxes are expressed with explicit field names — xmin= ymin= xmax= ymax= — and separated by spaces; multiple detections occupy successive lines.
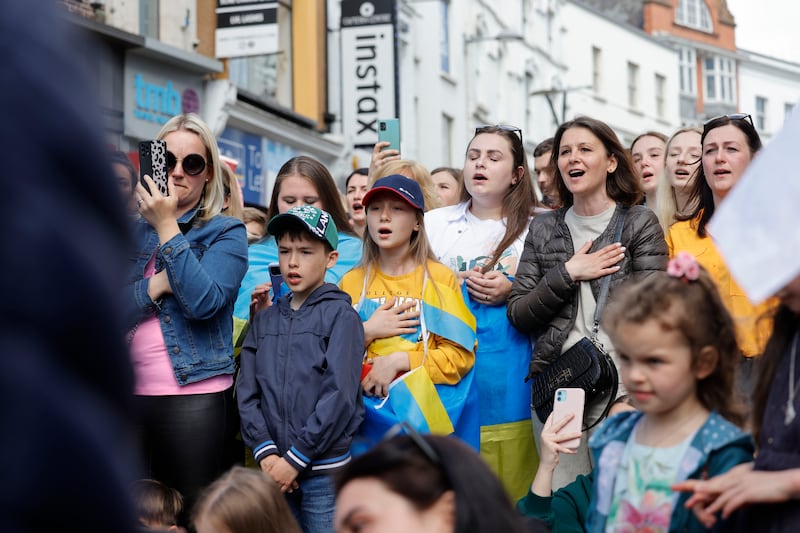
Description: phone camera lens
xmin=380 ymin=123 xmax=386 ymax=131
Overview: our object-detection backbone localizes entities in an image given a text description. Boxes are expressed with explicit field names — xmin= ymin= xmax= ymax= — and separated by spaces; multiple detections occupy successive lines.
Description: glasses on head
xmin=167 ymin=151 xmax=207 ymax=176
xmin=703 ymin=113 xmax=753 ymax=129
xmin=475 ymin=124 xmax=523 ymax=145
xmin=382 ymin=422 xmax=441 ymax=466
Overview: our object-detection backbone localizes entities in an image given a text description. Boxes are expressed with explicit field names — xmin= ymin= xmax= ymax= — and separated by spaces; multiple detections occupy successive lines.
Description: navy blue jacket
xmin=237 ymin=283 xmax=365 ymax=475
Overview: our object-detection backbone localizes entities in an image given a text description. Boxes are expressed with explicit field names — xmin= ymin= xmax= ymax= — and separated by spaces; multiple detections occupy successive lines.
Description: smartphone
xmin=552 ymin=388 xmax=585 ymax=449
xmin=138 ymin=139 xmax=169 ymax=196
xmin=268 ymin=262 xmax=286 ymax=302
xmin=378 ymin=118 xmax=401 ymax=153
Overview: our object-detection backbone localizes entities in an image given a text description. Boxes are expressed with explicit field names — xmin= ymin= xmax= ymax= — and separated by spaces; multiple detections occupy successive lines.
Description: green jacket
xmin=516 ymin=473 xmax=592 ymax=533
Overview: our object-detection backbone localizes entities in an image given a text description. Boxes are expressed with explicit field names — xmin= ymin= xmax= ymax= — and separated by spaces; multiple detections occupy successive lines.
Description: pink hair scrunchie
xmin=667 ymin=251 xmax=700 ymax=282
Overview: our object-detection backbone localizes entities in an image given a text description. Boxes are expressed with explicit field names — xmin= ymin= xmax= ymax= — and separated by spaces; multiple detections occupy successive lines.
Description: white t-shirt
xmin=425 ymin=200 xmax=529 ymax=277
xmin=562 ymin=205 xmax=615 ymax=355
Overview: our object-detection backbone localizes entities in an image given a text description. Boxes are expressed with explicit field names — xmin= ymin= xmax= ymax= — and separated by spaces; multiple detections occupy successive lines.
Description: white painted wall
xmin=557 ymin=0 xmax=681 ymax=146
xmin=738 ymin=50 xmax=800 ymax=143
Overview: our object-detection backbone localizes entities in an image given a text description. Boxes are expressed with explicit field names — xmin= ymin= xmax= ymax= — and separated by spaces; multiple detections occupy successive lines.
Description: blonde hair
xmin=655 ymin=127 xmax=702 ymax=232
xmin=373 ymin=159 xmax=440 ymax=211
xmin=157 ymin=113 xmax=225 ymax=222
xmin=193 ymin=467 xmax=301 ymax=533
xmin=221 ymin=164 xmax=244 ymax=221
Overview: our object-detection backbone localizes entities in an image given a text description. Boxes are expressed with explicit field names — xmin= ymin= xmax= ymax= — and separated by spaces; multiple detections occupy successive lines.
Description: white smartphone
xmin=552 ymin=387 xmax=585 ymax=450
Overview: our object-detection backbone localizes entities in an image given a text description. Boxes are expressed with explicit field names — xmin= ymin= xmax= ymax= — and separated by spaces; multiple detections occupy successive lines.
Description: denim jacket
xmin=125 ymin=205 xmax=248 ymax=385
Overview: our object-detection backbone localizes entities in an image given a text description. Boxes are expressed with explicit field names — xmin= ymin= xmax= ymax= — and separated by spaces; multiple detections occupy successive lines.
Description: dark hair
xmin=272 ymin=218 xmax=334 ymax=254
xmin=465 ymin=126 xmax=538 ymax=272
xmin=267 ymin=156 xmax=354 ymax=236
xmin=345 ymin=167 xmax=369 ymax=189
xmin=110 ymin=150 xmax=137 ymax=189
xmin=678 ymin=115 xmax=762 ymax=237
xmin=602 ymin=267 xmax=746 ymax=427
xmin=629 ymin=131 xmax=667 ymax=152
xmin=335 ymin=434 xmax=529 ymax=533
xmin=552 ymin=116 xmax=643 ymax=207
xmin=752 ymin=305 xmax=798 ymax=444
xmin=130 ymin=479 xmax=183 ymax=528
xmin=533 ymin=137 xmax=554 ymax=158
xmin=431 ymin=166 xmax=468 ymax=203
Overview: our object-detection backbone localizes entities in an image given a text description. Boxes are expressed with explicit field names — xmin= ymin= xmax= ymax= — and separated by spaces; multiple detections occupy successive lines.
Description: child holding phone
xmin=518 ymin=254 xmax=754 ymax=531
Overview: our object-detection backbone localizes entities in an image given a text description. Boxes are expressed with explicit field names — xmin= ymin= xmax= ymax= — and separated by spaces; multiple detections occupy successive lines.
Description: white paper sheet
xmin=709 ymin=105 xmax=800 ymax=303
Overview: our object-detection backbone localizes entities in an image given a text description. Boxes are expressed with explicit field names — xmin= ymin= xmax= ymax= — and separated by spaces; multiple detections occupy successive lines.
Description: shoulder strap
xmin=591 ymin=206 xmax=629 ymax=338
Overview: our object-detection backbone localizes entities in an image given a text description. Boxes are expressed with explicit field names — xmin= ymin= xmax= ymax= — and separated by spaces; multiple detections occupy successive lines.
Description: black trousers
xmin=134 ymin=387 xmax=242 ymax=523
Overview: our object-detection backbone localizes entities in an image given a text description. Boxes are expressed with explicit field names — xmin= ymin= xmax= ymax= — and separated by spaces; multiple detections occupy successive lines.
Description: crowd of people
xmin=113 ymin=108 xmax=800 ymax=533
xmin=16 ymin=3 xmax=798 ymax=533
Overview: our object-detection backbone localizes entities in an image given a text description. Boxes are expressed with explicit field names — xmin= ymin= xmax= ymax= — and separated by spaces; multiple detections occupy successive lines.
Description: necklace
xmin=785 ymin=331 xmax=800 ymax=425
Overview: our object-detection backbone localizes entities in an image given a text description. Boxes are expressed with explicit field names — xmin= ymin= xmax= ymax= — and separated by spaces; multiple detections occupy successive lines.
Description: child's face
xmin=365 ymin=192 xmax=420 ymax=252
xmin=277 ymin=232 xmax=337 ymax=305
xmin=610 ymin=319 xmax=709 ymax=419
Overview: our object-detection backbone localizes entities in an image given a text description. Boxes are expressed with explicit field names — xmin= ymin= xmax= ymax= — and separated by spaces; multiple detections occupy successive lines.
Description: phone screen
xmin=268 ymin=263 xmax=285 ymax=302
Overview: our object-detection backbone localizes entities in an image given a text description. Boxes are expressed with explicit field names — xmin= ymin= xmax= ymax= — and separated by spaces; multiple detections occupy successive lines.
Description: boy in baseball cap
xmin=237 ymin=205 xmax=365 ymax=531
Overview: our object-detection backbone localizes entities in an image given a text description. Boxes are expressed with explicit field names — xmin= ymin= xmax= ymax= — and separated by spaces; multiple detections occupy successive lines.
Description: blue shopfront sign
xmin=218 ymin=126 xmax=297 ymax=207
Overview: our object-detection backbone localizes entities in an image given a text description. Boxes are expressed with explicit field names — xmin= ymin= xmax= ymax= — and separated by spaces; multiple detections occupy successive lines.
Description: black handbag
xmin=530 ymin=207 xmax=628 ymax=427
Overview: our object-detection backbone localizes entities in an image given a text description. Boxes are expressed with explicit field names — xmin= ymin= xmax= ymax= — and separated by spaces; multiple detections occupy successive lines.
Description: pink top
xmin=129 ymin=252 xmax=233 ymax=396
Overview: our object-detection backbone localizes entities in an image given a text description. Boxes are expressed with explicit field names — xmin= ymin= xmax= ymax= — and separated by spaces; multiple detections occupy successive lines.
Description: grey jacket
xmin=507 ymin=204 xmax=668 ymax=377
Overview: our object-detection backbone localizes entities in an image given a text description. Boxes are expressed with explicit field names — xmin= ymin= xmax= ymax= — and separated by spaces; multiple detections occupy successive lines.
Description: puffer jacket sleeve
xmin=625 ymin=206 xmax=669 ymax=280
xmin=508 ymin=213 xmax=577 ymax=334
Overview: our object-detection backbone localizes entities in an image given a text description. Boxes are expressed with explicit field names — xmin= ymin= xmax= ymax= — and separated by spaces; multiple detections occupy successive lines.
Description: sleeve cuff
xmin=253 ymin=440 xmax=278 ymax=463
xmin=284 ymin=446 xmax=311 ymax=472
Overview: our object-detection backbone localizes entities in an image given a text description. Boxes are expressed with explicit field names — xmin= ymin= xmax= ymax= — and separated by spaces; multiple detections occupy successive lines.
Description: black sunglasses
xmin=167 ymin=151 xmax=207 ymax=176
xmin=475 ymin=124 xmax=524 ymax=145
xmin=703 ymin=113 xmax=753 ymax=128
xmin=382 ymin=422 xmax=441 ymax=466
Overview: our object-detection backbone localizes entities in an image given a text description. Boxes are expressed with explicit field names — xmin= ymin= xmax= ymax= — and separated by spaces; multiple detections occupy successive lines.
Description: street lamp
xmin=530 ymin=85 xmax=593 ymax=124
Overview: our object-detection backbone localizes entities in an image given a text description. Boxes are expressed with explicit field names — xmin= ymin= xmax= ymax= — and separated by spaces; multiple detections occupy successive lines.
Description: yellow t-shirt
xmin=667 ymin=219 xmax=777 ymax=357
xmin=339 ymin=260 xmax=475 ymax=384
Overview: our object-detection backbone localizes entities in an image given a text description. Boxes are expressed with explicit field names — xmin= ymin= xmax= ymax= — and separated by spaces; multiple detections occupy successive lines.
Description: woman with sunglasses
xmin=507 ymin=116 xmax=668 ymax=490
xmin=128 ymin=113 xmax=249 ymax=524
xmin=666 ymin=114 xmax=777 ymax=386
xmin=334 ymin=427 xmax=538 ymax=533
xmin=424 ymin=125 xmax=539 ymax=500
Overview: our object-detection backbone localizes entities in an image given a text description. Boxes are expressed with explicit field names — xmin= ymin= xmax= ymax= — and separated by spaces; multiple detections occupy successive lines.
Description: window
xmin=755 ymin=96 xmax=767 ymax=131
xmin=676 ymin=0 xmax=712 ymax=32
xmin=678 ymin=47 xmax=696 ymax=96
xmin=592 ymin=46 xmax=602 ymax=94
xmin=227 ymin=4 xmax=291 ymax=106
xmin=704 ymin=56 xmax=735 ymax=104
xmin=655 ymin=74 xmax=666 ymax=119
xmin=140 ymin=0 xmax=159 ymax=38
xmin=627 ymin=62 xmax=639 ymax=109
xmin=442 ymin=114 xmax=453 ymax=164
xmin=440 ymin=1 xmax=450 ymax=73
xmin=786 ymin=102 xmax=796 ymax=122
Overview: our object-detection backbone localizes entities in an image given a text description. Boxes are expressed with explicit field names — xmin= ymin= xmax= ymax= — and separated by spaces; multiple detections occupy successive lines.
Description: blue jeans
xmin=285 ymin=474 xmax=335 ymax=533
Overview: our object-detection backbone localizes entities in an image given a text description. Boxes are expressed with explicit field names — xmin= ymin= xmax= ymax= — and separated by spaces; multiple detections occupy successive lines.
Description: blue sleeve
xmin=285 ymin=305 xmax=365 ymax=471
xmin=160 ymin=218 xmax=248 ymax=321
xmin=236 ymin=312 xmax=277 ymax=464
xmin=234 ymin=238 xmax=278 ymax=320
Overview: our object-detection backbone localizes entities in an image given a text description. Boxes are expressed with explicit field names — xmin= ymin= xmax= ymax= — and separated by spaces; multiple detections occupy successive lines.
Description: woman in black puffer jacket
xmin=507 ymin=116 xmax=667 ymax=489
